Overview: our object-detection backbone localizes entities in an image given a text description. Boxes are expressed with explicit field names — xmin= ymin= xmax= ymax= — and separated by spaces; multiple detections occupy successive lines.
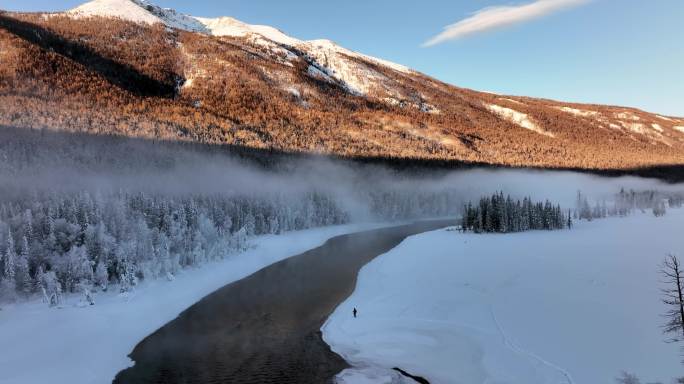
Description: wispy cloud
xmin=423 ymin=0 xmax=590 ymax=47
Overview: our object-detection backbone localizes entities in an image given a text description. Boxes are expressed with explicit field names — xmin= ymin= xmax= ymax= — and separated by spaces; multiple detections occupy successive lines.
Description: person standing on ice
xmin=353 ymin=307 xmax=357 ymax=318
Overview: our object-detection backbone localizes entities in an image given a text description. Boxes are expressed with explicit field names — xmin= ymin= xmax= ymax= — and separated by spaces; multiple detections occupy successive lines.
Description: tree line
xmin=461 ymin=192 xmax=569 ymax=233
xmin=0 ymin=187 xmax=461 ymax=306
xmin=575 ymin=189 xmax=684 ymax=221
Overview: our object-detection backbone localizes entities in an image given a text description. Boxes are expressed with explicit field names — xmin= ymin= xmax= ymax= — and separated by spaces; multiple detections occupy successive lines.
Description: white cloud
xmin=423 ymin=0 xmax=590 ymax=47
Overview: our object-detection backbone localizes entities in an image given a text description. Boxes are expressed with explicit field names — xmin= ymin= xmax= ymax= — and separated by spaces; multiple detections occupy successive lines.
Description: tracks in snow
xmin=490 ymin=307 xmax=575 ymax=384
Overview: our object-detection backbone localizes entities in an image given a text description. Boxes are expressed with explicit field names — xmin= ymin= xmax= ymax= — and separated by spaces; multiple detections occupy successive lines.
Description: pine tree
xmin=3 ymin=229 xmax=16 ymax=284
xmin=23 ymin=209 xmax=34 ymax=245
xmin=17 ymin=236 xmax=32 ymax=295
xmin=243 ymin=213 xmax=256 ymax=236
xmin=117 ymin=249 xmax=137 ymax=294
xmin=38 ymin=268 xmax=62 ymax=307
xmin=95 ymin=260 xmax=109 ymax=292
xmin=157 ymin=233 xmax=174 ymax=280
xmin=1 ymin=230 xmax=17 ymax=300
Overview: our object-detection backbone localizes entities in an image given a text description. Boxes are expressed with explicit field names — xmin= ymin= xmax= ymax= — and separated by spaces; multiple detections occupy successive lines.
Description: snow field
xmin=323 ymin=211 xmax=684 ymax=384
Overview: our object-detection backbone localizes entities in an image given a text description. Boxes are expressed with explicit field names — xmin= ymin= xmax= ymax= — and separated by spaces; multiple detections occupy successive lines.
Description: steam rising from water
xmin=0 ymin=128 xmax=680 ymax=216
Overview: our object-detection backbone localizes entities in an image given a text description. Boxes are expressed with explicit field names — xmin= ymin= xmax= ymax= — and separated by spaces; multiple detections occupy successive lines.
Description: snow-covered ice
xmin=0 ymin=223 xmax=385 ymax=384
xmin=323 ymin=211 xmax=684 ymax=384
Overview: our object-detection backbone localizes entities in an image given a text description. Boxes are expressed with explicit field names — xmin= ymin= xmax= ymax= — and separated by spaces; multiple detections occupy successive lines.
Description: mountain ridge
xmin=0 ymin=1 xmax=683 ymax=171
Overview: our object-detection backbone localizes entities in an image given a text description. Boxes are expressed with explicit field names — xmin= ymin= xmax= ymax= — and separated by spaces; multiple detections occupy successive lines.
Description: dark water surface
xmin=114 ymin=220 xmax=453 ymax=384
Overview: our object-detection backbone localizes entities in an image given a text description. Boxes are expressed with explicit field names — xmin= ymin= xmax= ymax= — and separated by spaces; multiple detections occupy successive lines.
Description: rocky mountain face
xmin=1 ymin=0 xmax=683 ymax=171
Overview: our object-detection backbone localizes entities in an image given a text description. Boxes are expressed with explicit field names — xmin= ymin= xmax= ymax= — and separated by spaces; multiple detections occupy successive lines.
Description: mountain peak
xmin=195 ymin=15 xmax=302 ymax=47
xmin=69 ymin=0 xmax=160 ymax=25
xmin=69 ymin=0 xmax=208 ymax=32
xmin=67 ymin=0 xmax=304 ymax=48
xmin=64 ymin=0 xmax=413 ymax=95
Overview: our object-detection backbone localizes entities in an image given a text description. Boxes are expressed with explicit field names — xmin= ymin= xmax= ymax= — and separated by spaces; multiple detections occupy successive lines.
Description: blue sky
xmin=7 ymin=0 xmax=684 ymax=116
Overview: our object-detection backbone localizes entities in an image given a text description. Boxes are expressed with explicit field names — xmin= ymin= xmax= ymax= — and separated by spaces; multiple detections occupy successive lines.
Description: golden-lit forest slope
xmin=1 ymin=0 xmax=683 ymax=171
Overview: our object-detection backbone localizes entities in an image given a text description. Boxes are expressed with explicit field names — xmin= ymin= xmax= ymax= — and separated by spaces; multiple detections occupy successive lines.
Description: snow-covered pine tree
xmin=94 ymin=260 xmax=109 ymax=292
xmin=37 ymin=267 xmax=62 ymax=307
xmin=17 ymin=236 xmax=32 ymax=295
xmin=23 ymin=209 xmax=34 ymax=246
xmin=653 ymin=200 xmax=667 ymax=217
xmin=1 ymin=229 xmax=17 ymax=300
xmin=117 ymin=249 xmax=137 ymax=294
xmin=3 ymin=229 xmax=16 ymax=282
xmin=243 ymin=213 xmax=256 ymax=236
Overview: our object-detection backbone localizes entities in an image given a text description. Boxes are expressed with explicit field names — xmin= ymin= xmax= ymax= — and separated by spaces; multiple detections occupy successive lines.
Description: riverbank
xmin=323 ymin=211 xmax=684 ymax=383
xmin=0 ymin=223 xmax=388 ymax=384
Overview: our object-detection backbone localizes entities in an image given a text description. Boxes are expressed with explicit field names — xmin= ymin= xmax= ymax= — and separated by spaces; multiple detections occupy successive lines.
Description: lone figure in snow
xmin=353 ymin=307 xmax=357 ymax=318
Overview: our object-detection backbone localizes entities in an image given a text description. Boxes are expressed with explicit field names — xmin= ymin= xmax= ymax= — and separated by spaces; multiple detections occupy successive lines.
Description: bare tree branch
xmin=661 ymin=254 xmax=684 ymax=342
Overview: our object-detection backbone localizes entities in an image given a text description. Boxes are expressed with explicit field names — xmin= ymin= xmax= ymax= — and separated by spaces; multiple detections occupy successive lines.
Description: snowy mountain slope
xmin=67 ymin=0 xmax=412 ymax=97
xmin=194 ymin=15 xmax=410 ymax=77
xmin=62 ymin=0 xmax=683 ymax=130
xmin=63 ymin=0 xmax=683 ymax=129
xmin=195 ymin=16 xmax=300 ymax=47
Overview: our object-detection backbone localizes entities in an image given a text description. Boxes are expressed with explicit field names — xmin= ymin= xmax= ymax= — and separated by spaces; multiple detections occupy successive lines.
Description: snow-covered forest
xmin=457 ymin=187 xmax=684 ymax=234
xmin=574 ymin=188 xmax=684 ymax=220
xmin=2 ymin=129 xmax=683 ymax=307
xmin=0 ymin=190 xmax=338 ymax=303
xmin=0 ymin=130 xmax=467 ymax=304
xmin=0 ymin=188 xmax=464 ymax=304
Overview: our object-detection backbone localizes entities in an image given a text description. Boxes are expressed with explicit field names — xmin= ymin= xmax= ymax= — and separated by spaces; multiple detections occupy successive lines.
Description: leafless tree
xmin=662 ymin=254 xmax=684 ymax=342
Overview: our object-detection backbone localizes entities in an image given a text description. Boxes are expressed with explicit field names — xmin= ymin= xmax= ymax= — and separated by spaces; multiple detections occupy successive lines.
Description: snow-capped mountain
xmin=1 ymin=0 xmax=683 ymax=173
xmin=69 ymin=0 xmax=207 ymax=32
xmin=68 ymin=0 xmax=412 ymax=97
